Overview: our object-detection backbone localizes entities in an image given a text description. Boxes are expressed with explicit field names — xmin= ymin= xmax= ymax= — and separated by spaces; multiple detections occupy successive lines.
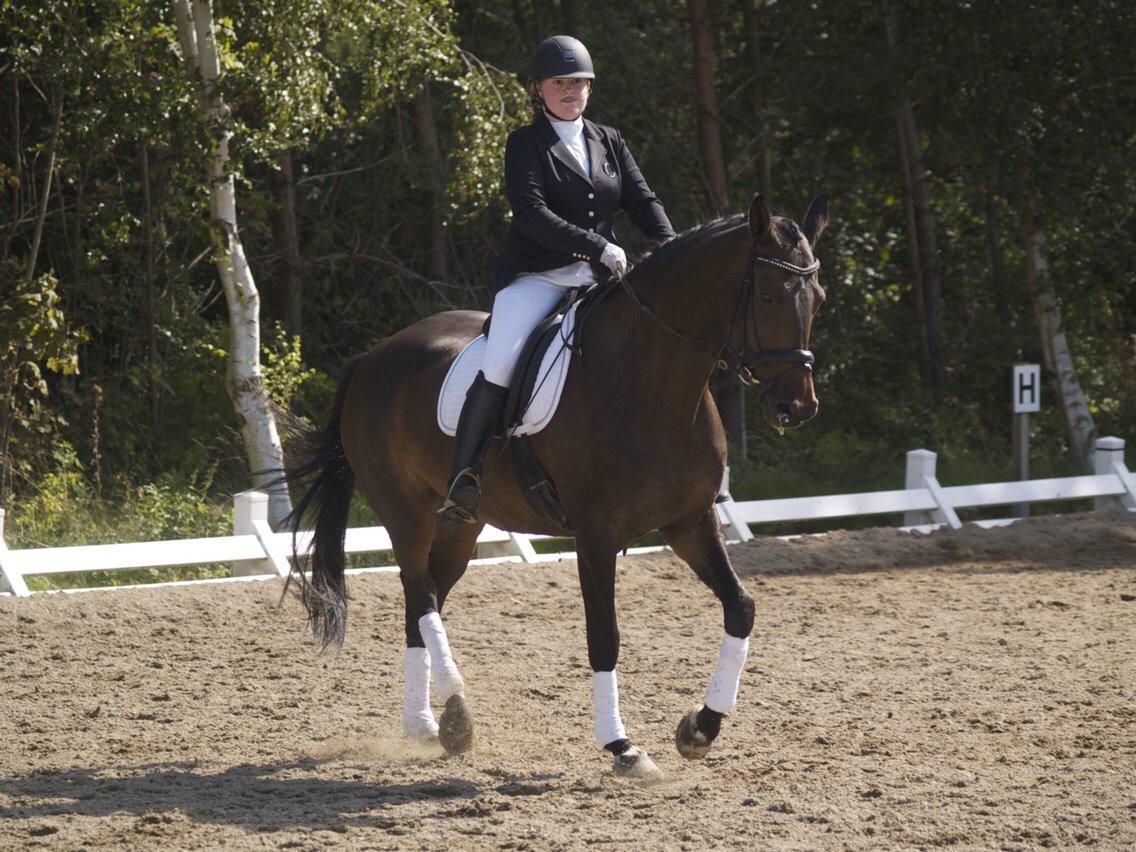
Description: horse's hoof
xmin=613 ymin=745 xmax=663 ymax=780
xmin=675 ymin=708 xmax=713 ymax=759
xmin=403 ymin=721 xmax=440 ymax=745
xmin=439 ymin=694 xmax=475 ymax=754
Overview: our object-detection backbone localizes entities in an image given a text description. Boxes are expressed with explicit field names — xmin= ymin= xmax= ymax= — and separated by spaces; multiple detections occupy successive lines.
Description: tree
xmin=689 ymin=0 xmax=745 ymax=457
xmin=1027 ymin=219 xmax=1096 ymax=469
xmin=173 ymin=0 xmax=292 ymax=527
xmin=881 ymin=0 xmax=945 ymax=405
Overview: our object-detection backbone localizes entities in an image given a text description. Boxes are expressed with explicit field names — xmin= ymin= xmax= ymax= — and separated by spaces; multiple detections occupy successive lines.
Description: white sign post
xmin=1012 ymin=364 xmax=1041 ymax=518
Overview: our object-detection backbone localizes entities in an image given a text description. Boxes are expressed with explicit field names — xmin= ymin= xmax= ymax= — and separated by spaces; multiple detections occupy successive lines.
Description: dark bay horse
xmin=285 ymin=193 xmax=828 ymax=777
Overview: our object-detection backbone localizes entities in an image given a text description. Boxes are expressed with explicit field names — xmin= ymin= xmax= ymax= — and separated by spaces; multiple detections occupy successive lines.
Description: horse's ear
xmin=802 ymin=194 xmax=830 ymax=246
xmin=748 ymin=194 xmax=772 ymax=240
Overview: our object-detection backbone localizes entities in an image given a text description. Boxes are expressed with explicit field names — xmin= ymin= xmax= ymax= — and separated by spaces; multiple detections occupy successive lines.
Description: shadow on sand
xmin=0 ymin=759 xmax=490 ymax=831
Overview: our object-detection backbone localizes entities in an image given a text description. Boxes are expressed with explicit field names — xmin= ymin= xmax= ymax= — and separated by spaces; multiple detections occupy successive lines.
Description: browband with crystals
xmin=752 ymin=255 xmax=821 ymax=276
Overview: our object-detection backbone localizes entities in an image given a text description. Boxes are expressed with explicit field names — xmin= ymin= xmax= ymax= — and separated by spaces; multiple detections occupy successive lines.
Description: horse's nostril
xmin=776 ymin=402 xmax=791 ymax=416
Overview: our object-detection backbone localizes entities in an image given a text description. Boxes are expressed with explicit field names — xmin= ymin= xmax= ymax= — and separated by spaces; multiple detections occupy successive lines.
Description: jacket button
xmin=588 ymin=211 xmax=594 ymax=217
xmin=588 ymin=193 xmax=595 ymax=199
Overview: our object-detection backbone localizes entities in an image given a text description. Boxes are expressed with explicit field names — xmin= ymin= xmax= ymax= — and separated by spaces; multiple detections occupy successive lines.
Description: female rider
xmin=437 ymin=35 xmax=676 ymax=529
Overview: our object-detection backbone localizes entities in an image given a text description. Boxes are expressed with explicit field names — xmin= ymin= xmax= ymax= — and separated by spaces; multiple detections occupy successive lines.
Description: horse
xmin=283 ymin=193 xmax=828 ymax=777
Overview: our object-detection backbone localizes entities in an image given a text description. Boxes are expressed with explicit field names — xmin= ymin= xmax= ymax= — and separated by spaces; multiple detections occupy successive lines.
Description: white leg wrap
xmin=593 ymin=670 xmax=628 ymax=747
xmin=705 ymin=633 xmax=750 ymax=714
xmin=402 ymin=646 xmax=439 ymax=740
xmin=418 ymin=612 xmax=464 ymax=702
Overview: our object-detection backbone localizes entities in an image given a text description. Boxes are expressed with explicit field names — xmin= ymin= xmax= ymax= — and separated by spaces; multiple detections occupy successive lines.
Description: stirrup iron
xmin=437 ymin=467 xmax=481 ymax=527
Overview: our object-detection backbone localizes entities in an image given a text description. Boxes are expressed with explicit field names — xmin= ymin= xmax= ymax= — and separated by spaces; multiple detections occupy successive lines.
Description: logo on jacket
xmin=602 ymin=156 xmax=616 ymax=177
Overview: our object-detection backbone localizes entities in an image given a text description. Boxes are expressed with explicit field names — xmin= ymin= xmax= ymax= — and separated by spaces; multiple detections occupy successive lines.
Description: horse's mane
xmin=628 ymin=212 xmax=803 ymax=284
xmin=628 ymin=214 xmax=746 ymax=283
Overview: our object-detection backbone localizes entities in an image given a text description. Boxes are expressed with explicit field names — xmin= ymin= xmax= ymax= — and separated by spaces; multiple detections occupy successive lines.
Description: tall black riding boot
xmin=437 ymin=371 xmax=508 ymax=532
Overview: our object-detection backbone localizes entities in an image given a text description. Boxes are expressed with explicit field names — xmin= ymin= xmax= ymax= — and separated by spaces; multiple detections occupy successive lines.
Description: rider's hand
xmin=599 ymin=243 xmax=628 ymax=279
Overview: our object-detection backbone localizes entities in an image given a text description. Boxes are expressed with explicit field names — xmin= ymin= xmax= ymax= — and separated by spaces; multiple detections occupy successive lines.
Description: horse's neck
xmin=591 ymin=226 xmax=745 ymax=423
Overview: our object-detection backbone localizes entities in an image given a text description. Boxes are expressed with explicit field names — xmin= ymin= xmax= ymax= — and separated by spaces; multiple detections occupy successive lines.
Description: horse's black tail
xmin=276 ymin=356 xmax=362 ymax=648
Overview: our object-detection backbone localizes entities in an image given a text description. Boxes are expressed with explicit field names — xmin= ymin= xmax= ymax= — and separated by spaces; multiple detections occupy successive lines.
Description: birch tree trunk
xmin=173 ymin=0 xmax=292 ymax=527
xmin=1026 ymin=218 xmax=1096 ymax=469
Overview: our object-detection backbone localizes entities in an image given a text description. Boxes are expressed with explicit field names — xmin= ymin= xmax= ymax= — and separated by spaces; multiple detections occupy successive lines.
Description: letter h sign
xmin=1013 ymin=364 xmax=1041 ymax=413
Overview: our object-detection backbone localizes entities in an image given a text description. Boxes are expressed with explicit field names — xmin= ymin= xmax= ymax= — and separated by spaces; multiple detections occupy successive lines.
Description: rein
xmin=619 ymin=245 xmax=819 ymax=394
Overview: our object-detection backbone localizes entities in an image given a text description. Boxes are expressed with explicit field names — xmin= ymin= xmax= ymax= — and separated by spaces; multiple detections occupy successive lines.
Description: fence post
xmin=0 ymin=508 xmax=31 ymax=596
xmin=1093 ymin=437 xmax=1135 ymax=511
xmin=714 ymin=466 xmax=754 ymax=543
xmin=233 ymin=491 xmax=274 ymax=576
xmin=904 ymin=449 xmax=938 ymax=526
xmin=507 ymin=532 xmax=539 ymax=563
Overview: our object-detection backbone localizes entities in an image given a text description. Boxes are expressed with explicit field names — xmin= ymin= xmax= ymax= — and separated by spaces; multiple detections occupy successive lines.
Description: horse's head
xmin=736 ymin=193 xmax=828 ymax=432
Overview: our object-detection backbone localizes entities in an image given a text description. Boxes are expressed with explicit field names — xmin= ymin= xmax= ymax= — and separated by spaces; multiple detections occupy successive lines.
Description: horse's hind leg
xmin=375 ymin=459 xmax=480 ymax=753
xmin=386 ymin=501 xmax=477 ymax=751
xmin=423 ymin=523 xmax=481 ymax=752
xmin=387 ymin=511 xmax=441 ymax=743
xmin=660 ymin=508 xmax=755 ymax=759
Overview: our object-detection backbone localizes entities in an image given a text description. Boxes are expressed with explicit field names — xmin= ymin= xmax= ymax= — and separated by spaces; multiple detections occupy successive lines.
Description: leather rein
xmin=619 ymin=245 xmax=819 ymax=395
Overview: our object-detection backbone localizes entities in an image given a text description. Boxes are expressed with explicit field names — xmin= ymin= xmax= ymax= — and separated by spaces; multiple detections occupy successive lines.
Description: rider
xmin=437 ymin=34 xmax=676 ymax=530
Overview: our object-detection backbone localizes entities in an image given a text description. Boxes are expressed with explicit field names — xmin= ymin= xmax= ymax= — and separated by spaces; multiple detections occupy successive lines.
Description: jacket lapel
xmin=584 ymin=121 xmax=608 ymax=185
xmin=535 ymin=112 xmax=593 ymax=187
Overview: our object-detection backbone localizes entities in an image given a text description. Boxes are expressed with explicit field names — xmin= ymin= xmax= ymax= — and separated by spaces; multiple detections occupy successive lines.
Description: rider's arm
xmin=614 ymin=130 xmax=675 ymax=246
xmin=505 ymin=129 xmax=609 ymax=263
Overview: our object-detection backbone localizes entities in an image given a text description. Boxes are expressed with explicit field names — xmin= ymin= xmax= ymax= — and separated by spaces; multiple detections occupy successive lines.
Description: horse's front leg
xmin=575 ymin=533 xmax=661 ymax=779
xmin=660 ymin=508 xmax=755 ymax=759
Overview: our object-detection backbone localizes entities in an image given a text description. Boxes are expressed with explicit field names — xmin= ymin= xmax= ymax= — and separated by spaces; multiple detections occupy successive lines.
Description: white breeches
xmin=481 ymin=262 xmax=595 ymax=387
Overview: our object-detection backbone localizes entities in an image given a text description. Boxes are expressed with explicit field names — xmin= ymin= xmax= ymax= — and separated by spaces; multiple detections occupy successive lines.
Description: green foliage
xmin=0 ymin=264 xmax=87 ymax=497
xmin=442 ymin=61 xmax=529 ymax=221
xmin=8 ymin=442 xmax=229 ymax=547
xmin=260 ymin=322 xmax=320 ymax=411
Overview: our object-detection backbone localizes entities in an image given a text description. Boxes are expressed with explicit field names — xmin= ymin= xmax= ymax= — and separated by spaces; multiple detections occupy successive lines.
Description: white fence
xmin=1 ymin=436 xmax=1132 ymax=598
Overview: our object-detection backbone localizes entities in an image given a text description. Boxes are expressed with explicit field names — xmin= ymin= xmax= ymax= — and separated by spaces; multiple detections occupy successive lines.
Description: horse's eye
xmin=760 ymin=292 xmax=774 ymax=305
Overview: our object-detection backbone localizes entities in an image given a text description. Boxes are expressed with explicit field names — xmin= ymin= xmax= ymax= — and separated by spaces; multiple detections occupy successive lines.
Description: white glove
xmin=599 ymin=242 xmax=628 ymax=279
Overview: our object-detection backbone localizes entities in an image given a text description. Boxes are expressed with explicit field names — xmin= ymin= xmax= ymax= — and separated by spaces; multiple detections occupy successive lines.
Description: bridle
xmin=619 ymin=242 xmax=819 ymax=395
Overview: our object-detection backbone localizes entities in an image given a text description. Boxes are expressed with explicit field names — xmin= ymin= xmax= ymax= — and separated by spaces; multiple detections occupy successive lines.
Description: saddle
xmin=437 ymin=280 xmax=619 ymax=533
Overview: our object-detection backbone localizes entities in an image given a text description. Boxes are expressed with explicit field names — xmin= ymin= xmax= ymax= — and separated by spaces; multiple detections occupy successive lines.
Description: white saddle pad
xmin=438 ymin=301 xmax=580 ymax=438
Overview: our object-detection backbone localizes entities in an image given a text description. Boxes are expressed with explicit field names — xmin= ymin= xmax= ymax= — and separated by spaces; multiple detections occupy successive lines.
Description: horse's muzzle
xmin=768 ymin=397 xmax=818 ymax=431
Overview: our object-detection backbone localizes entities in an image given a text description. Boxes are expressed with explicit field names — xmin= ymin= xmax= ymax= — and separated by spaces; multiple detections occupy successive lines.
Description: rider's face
xmin=540 ymin=77 xmax=590 ymax=120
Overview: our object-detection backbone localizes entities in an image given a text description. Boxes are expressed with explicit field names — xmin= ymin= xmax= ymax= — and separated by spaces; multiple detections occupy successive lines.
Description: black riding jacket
xmin=492 ymin=112 xmax=675 ymax=292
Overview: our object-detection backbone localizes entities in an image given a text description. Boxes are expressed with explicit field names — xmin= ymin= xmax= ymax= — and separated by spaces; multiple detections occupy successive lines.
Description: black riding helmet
xmin=530 ymin=35 xmax=595 ymax=80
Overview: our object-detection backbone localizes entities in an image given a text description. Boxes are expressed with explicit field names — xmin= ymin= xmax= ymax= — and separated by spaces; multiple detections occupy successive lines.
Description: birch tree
xmin=1026 ymin=220 xmax=1096 ymax=469
xmin=173 ymin=0 xmax=291 ymax=526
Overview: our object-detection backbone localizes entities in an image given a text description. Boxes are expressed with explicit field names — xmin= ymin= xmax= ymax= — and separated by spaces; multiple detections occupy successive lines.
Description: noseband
xmin=619 ymin=244 xmax=819 ymax=394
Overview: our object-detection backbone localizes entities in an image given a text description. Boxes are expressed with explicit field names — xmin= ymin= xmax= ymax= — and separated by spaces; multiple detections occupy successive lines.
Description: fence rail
xmin=2 ymin=436 xmax=1132 ymax=598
